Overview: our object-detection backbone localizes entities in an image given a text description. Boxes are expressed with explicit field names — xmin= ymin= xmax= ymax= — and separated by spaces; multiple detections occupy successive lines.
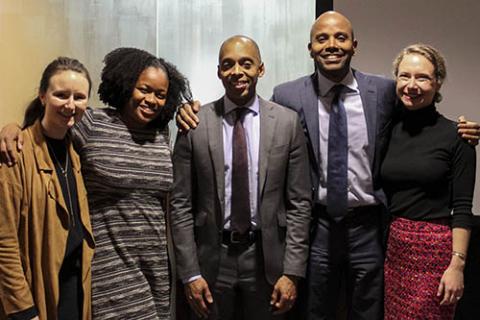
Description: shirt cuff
xmin=183 ymin=274 xmax=201 ymax=284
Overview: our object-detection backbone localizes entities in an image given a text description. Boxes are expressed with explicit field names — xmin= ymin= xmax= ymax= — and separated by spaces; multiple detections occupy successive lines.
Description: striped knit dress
xmin=72 ymin=108 xmax=172 ymax=319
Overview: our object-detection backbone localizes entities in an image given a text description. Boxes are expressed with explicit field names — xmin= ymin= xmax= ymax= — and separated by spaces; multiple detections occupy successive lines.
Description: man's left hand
xmin=270 ymin=275 xmax=298 ymax=315
xmin=458 ymin=116 xmax=480 ymax=146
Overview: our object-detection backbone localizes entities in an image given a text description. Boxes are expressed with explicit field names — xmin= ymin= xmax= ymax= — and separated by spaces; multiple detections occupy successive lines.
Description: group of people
xmin=0 ymin=10 xmax=478 ymax=320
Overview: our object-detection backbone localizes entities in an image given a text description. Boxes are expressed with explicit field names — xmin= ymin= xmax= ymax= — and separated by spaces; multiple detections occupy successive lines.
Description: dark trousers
xmin=200 ymin=241 xmax=284 ymax=320
xmin=307 ymin=205 xmax=384 ymax=320
xmin=58 ymin=248 xmax=83 ymax=320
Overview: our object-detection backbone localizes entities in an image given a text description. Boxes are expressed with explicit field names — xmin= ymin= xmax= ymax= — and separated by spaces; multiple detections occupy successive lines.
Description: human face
xmin=40 ymin=70 xmax=89 ymax=139
xmin=123 ymin=66 xmax=169 ymax=128
xmin=396 ymin=54 xmax=440 ymax=110
xmin=309 ymin=12 xmax=357 ymax=82
xmin=218 ymin=38 xmax=265 ymax=106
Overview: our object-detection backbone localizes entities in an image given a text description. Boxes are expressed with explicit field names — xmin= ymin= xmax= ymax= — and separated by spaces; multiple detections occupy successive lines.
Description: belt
xmin=222 ymin=230 xmax=260 ymax=246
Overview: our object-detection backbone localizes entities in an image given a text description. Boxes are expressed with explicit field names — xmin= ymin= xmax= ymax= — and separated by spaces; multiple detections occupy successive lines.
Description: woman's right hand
xmin=437 ymin=264 xmax=465 ymax=305
xmin=0 ymin=123 xmax=23 ymax=167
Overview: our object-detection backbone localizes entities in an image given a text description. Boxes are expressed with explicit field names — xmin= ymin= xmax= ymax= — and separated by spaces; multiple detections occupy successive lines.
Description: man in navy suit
xmin=271 ymin=11 xmax=394 ymax=319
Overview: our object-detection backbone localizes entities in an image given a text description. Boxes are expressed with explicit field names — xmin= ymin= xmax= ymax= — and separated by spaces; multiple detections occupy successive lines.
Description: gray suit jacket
xmin=272 ymin=70 xmax=397 ymax=206
xmin=170 ymin=96 xmax=312 ymax=285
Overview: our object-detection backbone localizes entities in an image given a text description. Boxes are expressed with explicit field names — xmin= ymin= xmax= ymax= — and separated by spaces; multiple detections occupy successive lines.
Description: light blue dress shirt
xmin=222 ymin=95 xmax=260 ymax=229
xmin=317 ymin=69 xmax=377 ymax=207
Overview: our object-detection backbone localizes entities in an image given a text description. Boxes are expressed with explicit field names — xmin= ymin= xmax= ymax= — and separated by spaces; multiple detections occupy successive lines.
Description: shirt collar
xmin=223 ymin=94 xmax=259 ymax=115
xmin=317 ymin=68 xmax=358 ymax=97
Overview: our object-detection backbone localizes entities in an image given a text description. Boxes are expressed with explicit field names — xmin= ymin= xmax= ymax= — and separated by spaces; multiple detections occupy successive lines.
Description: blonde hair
xmin=392 ymin=43 xmax=446 ymax=102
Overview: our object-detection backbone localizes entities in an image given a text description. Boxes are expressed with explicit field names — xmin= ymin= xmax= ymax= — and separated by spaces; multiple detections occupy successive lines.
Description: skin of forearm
xmin=449 ymin=227 xmax=471 ymax=270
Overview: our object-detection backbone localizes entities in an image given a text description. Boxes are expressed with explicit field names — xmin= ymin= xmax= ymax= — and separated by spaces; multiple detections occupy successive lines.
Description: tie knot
xmin=330 ymin=84 xmax=345 ymax=97
xmin=329 ymin=84 xmax=345 ymax=106
xmin=234 ymin=107 xmax=249 ymax=122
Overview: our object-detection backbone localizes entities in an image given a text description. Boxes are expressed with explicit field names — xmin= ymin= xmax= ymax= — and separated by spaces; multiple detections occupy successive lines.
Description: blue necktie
xmin=327 ymin=85 xmax=348 ymax=220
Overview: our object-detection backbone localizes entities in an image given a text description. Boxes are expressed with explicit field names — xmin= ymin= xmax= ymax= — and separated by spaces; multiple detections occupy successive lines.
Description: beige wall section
xmin=0 ymin=0 xmax=158 ymax=128
xmin=335 ymin=0 xmax=480 ymax=213
xmin=0 ymin=0 xmax=70 ymax=127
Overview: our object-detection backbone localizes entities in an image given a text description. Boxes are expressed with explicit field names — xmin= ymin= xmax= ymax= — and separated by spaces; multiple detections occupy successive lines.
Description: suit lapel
xmin=355 ymin=70 xmax=377 ymax=166
xmin=301 ymin=74 xmax=321 ymax=168
xmin=258 ymin=98 xmax=276 ymax=199
xmin=207 ymin=99 xmax=225 ymax=215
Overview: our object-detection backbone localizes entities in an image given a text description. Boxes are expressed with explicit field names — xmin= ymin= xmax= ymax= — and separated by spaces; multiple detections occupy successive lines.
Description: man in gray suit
xmin=170 ymin=35 xmax=311 ymax=320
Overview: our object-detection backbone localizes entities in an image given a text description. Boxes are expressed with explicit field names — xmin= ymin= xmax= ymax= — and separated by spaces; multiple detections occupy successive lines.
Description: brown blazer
xmin=0 ymin=121 xmax=95 ymax=320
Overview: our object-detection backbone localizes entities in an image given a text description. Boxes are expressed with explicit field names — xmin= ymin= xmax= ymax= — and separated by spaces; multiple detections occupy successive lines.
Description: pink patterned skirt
xmin=384 ymin=217 xmax=455 ymax=320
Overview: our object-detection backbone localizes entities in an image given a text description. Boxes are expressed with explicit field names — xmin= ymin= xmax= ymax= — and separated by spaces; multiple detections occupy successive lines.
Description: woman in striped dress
xmin=71 ymin=48 xmax=192 ymax=319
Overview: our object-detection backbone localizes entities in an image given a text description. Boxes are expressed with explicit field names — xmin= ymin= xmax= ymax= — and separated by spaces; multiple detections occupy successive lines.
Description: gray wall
xmin=336 ymin=0 xmax=480 ymax=214
xmin=155 ymin=0 xmax=314 ymax=103
xmin=62 ymin=0 xmax=314 ymax=108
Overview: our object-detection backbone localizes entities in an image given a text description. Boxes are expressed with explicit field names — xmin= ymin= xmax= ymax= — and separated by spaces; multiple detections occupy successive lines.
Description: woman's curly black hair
xmin=98 ymin=47 xmax=193 ymax=129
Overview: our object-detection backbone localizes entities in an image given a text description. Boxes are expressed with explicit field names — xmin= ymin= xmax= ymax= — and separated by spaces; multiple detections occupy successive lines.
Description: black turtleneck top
xmin=381 ymin=105 xmax=476 ymax=228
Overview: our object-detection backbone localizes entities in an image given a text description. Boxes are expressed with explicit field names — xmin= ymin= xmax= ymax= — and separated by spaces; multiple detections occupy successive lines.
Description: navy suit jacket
xmin=271 ymin=70 xmax=397 ymax=207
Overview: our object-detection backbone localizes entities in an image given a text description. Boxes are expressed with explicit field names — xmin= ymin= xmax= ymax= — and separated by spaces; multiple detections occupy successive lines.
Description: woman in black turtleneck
xmin=382 ymin=44 xmax=476 ymax=320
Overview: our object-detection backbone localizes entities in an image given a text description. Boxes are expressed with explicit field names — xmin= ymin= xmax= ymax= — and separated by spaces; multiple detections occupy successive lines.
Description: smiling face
xmin=396 ymin=54 xmax=440 ymax=110
xmin=122 ymin=66 xmax=169 ymax=128
xmin=40 ymin=70 xmax=90 ymax=138
xmin=309 ymin=12 xmax=357 ymax=82
xmin=217 ymin=37 xmax=265 ymax=106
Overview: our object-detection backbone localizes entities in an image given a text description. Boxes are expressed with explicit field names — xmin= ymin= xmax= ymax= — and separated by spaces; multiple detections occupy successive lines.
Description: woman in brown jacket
xmin=0 ymin=57 xmax=95 ymax=320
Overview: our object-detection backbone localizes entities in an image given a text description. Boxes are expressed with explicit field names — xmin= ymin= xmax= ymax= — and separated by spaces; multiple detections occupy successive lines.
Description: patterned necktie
xmin=231 ymin=108 xmax=251 ymax=234
xmin=327 ymin=84 xmax=348 ymax=220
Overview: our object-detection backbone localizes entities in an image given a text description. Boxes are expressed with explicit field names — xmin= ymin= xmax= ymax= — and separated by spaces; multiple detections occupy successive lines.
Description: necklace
xmin=47 ymin=141 xmax=75 ymax=227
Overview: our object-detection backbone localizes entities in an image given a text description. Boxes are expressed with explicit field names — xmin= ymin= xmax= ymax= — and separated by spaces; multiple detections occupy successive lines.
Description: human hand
xmin=31 ymin=316 xmax=39 ymax=320
xmin=437 ymin=265 xmax=464 ymax=305
xmin=184 ymin=276 xmax=213 ymax=318
xmin=176 ymin=100 xmax=201 ymax=133
xmin=0 ymin=123 xmax=23 ymax=167
xmin=270 ymin=275 xmax=297 ymax=315
xmin=458 ymin=116 xmax=479 ymax=146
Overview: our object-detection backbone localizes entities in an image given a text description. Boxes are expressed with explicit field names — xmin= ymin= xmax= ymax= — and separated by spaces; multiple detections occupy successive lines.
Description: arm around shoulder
xmin=170 ymin=132 xmax=201 ymax=280
xmin=0 ymin=123 xmax=23 ymax=167
xmin=451 ymin=136 xmax=476 ymax=228
xmin=282 ymin=114 xmax=312 ymax=278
